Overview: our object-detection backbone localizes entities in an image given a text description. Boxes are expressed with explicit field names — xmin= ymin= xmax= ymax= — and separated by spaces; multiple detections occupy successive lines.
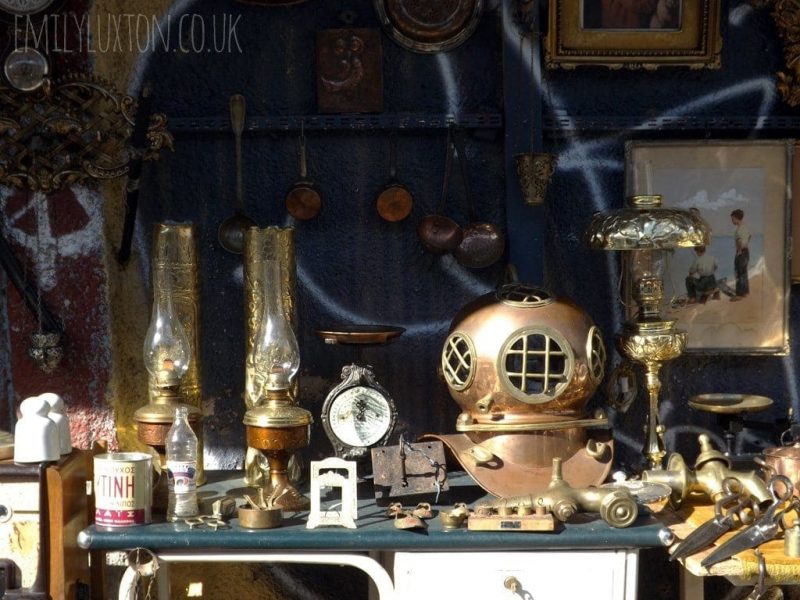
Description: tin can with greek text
xmin=93 ymin=452 xmax=152 ymax=527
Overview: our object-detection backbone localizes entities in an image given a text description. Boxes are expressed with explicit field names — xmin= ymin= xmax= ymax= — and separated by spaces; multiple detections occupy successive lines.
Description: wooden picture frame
xmin=626 ymin=140 xmax=792 ymax=355
xmin=546 ymin=0 xmax=722 ymax=70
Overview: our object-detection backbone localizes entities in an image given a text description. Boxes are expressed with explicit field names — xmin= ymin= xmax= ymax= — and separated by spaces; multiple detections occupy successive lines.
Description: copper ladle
xmin=218 ymin=94 xmax=256 ymax=254
xmin=451 ymin=127 xmax=505 ymax=269
xmin=418 ymin=128 xmax=463 ymax=254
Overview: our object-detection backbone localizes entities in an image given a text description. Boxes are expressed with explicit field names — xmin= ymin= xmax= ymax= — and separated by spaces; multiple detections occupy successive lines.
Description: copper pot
xmin=756 ymin=443 xmax=800 ymax=497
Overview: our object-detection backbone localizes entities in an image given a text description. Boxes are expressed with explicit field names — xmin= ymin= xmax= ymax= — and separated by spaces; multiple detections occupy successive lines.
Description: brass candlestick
xmin=587 ymin=195 xmax=709 ymax=468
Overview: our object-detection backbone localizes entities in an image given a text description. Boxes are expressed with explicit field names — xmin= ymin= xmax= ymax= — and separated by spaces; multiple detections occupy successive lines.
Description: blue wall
xmin=139 ymin=0 xmax=797 ymax=480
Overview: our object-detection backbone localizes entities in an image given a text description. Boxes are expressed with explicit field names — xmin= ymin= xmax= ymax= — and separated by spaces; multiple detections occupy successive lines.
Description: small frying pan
xmin=376 ymin=134 xmax=413 ymax=222
xmin=285 ymin=127 xmax=322 ymax=221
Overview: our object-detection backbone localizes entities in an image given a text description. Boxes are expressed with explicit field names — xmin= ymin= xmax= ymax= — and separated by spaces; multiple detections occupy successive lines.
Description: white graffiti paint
xmin=0 ymin=186 xmax=104 ymax=292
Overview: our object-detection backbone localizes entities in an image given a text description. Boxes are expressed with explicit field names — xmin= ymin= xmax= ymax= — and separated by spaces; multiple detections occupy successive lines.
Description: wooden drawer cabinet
xmin=392 ymin=550 xmax=639 ymax=600
xmin=0 ymin=451 xmax=91 ymax=599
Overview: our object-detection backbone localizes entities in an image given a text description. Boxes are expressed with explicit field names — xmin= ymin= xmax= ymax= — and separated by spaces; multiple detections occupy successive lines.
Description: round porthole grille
xmin=501 ymin=328 xmax=573 ymax=403
xmin=497 ymin=284 xmax=553 ymax=308
xmin=442 ymin=333 xmax=475 ymax=391
xmin=587 ymin=326 xmax=606 ymax=383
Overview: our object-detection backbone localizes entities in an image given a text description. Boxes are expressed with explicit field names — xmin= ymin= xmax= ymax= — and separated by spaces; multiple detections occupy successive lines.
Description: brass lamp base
xmin=244 ymin=402 xmax=313 ymax=512
xmin=134 ymin=401 xmax=205 ymax=487
xmin=618 ymin=320 xmax=686 ymax=469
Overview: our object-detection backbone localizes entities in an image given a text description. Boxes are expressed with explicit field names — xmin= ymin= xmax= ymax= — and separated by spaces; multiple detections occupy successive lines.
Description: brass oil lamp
xmin=243 ymin=259 xmax=312 ymax=511
xmin=134 ymin=264 xmax=202 ymax=502
xmin=587 ymin=195 xmax=709 ymax=468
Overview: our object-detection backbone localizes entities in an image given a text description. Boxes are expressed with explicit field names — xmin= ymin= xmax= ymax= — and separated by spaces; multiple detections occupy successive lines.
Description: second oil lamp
xmin=243 ymin=259 xmax=312 ymax=511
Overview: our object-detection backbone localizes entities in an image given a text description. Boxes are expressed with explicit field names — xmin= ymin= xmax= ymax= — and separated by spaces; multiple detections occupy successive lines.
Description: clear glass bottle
xmin=166 ymin=406 xmax=199 ymax=521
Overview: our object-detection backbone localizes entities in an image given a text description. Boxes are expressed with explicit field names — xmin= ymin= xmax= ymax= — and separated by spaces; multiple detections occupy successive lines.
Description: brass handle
xmin=504 ymin=576 xmax=521 ymax=594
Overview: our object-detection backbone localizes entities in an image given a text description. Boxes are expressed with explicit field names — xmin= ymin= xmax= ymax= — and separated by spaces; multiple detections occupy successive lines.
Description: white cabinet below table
xmin=392 ymin=550 xmax=639 ymax=600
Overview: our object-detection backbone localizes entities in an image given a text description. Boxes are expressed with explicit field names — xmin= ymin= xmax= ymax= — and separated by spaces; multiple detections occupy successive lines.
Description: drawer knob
xmin=504 ymin=576 xmax=521 ymax=593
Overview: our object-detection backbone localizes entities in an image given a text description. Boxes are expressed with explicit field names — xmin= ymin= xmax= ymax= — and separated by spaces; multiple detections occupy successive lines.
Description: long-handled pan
xmin=376 ymin=133 xmax=413 ymax=222
xmin=285 ymin=127 xmax=323 ymax=221
xmin=418 ymin=129 xmax=462 ymax=254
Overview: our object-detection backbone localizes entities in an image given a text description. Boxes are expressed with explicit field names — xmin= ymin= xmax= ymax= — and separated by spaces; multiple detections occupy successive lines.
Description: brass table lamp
xmin=243 ymin=259 xmax=312 ymax=511
xmin=586 ymin=195 xmax=709 ymax=468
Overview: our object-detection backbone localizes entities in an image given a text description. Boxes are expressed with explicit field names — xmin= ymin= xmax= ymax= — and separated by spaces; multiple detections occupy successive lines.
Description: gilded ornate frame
xmin=773 ymin=0 xmax=800 ymax=106
xmin=545 ymin=0 xmax=722 ymax=70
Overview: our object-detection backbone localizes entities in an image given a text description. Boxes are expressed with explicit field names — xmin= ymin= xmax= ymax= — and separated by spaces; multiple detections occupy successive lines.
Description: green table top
xmin=78 ymin=471 xmax=672 ymax=553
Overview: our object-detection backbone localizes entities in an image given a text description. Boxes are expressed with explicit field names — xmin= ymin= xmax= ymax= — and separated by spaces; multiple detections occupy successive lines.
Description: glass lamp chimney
xmin=143 ymin=269 xmax=191 ymax=393
xmin=248 ymin=259 xmax=299 ymax=398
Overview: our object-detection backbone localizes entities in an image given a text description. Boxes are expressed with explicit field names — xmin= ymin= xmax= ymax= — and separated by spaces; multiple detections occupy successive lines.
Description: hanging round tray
xmin=373 ymin=0 xmax=483 ymax=54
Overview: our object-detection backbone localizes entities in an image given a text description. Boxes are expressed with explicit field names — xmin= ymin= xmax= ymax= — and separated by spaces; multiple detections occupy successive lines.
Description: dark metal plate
xmin=371 ymin=441 xmax=449 ymax=506
xmin=689 ymin=393 xmax=774 ymax=414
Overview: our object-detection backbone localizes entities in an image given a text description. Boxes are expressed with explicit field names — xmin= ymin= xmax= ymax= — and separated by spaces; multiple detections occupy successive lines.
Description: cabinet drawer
xmin=393 ymin=550 xmax=637 ymax=600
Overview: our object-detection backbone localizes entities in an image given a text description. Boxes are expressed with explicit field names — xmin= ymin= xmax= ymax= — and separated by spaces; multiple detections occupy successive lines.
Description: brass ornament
xmin=514 ymin=152 xmax=557 ymax=206
xmin=773 ymin=0 xmax=800 ymax=106
xmin=0 ymin=74 xmax=173 ymax=192
xmin=27 ymin=331 xmax=63 ymax=373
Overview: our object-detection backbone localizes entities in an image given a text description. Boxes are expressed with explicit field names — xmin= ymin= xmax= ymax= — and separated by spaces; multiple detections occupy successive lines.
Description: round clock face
xmin=0 ymin=0 xmax=54 ymax=15
xmin=328 ymin=385 xmax=393 ymax=448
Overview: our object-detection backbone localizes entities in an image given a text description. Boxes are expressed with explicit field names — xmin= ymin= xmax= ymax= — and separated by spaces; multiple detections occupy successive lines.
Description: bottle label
xmin=166 ymin=461 xmax=197 ymax=493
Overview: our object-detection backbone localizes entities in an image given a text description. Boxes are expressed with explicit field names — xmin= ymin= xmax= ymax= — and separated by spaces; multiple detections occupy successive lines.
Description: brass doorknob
xmin=504 ymin=576 xmax=521 ymax=593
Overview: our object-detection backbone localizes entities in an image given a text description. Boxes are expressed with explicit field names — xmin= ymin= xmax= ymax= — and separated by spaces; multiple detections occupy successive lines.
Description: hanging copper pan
xmin=374 ymin=0 xmax=484 ymax=53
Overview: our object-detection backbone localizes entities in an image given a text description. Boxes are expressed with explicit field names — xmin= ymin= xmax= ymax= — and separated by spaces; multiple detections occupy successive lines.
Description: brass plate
xmin=688 ymin=393 xmax=773 ymax=414
xmin=467 ymin=513 xmax=555 ymax=532
xmin=315 ymin=325 xmax=405 ymax=345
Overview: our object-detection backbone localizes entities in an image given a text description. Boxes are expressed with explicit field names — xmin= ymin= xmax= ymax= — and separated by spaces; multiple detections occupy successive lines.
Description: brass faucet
xmin=642 ymin=434 xmax=770 ymax=508
xmin=485 ymin=457 xmax=639 ymax=528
